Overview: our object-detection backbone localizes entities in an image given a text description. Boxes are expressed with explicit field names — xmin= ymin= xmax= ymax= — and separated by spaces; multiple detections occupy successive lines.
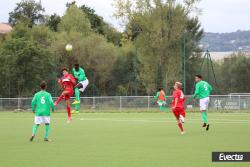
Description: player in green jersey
xmin=153 ymin=87 xmax=167 ymax=112
xmin=71 ymin=63 xmax=89 ymax=114
xmin=30 ymin=81 xmax=55 ymax=142
xmin=193 ymin=74 xmax=212 ymax=131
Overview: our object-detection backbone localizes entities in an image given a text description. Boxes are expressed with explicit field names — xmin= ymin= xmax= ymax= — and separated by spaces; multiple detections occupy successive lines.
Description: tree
xmin=220 ymin=53 xmax=250 ymax=93
xmin=80 ymin=5 xmax=105 ymax=34
xmin=0 ymin=40 xmax=52 ymax=97
xmin=114 ymin=0 xmax=203 ymax=94
xmin=9 ymin=0 xmax=45 ymax=27
xmin=103 ymin=23 xmax=122 ymax=46
xmin=79 ymin=4 xmax=122 ymax=45
xmin=46 ymin=14 xmax=61 ymax=32
xmin=50 ymin=30 xmax=118 ymax=95
xmin=111 ymin=42 xmax=144 ymax=95
xmin=182 ymin=17 xmax=204 ymax=94
xmin=58 ymin=5 xmax=91 ymax=35
xmin=31 ymin=25 xmax=54 ymax=48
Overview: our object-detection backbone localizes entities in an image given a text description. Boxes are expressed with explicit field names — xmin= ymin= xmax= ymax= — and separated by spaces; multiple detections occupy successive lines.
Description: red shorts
xmin=63 ymin=90 xmax=73 ymax=100
xmin=172 ymin=107 xmax=186 ymax=119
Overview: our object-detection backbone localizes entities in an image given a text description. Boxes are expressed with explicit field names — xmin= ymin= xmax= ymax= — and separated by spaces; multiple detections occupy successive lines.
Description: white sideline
xmin=78 ymin=118 xmax=250 ymax=124
xmin=1 ymin=117 xmax=250 ymax=122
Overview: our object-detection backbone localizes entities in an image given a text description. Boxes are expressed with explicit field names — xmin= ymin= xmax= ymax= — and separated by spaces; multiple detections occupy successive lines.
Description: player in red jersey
xmin=171 ymin=82 xmax=186 ymax=134
xmin=54 ymin=68 xmax=76 ymax=123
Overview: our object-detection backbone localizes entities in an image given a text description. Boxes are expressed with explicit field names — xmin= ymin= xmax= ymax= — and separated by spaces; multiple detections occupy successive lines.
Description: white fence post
xmin=119 ymin=96 xmax=122 ymax=112
xmin=239 ymin=95 xmax=241 ymax=110
xmin=147 ymin=96 xmax=150 ymax=112
xmin=93 ymin=97 xmax=96 ymax=110
xmin=18 ymin=97 xmax=21 ymax=111
xmin=0 ymin=97 xmax=2 ymax=110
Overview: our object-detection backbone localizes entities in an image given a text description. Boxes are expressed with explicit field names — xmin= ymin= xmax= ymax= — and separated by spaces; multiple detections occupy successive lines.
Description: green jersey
xmin=31 ymin=90 xmax=54 ymax=116
xmin=193 ymin=80 xmax=212 ymax=99
xmin=72 ymin=67 xmax=87 ymax=82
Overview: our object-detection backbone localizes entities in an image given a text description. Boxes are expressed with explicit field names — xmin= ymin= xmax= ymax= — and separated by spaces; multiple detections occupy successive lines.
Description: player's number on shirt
xmin=41 ymin=97 xmax=45 ymax=104
xmin=204 ymin=84 xmax=208 ymax=91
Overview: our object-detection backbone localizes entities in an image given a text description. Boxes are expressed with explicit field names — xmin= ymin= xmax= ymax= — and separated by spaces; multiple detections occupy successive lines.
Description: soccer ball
xmin=65 ymin=44 xmax=73 ymax=52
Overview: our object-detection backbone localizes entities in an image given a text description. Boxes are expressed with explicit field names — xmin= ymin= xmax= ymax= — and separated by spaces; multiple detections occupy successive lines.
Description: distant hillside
xmin=201 ymin=30 xmax=250 ymax=52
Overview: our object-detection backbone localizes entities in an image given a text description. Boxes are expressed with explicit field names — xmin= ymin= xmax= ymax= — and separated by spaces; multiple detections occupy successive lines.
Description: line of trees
xmin=0 ymin=0 xmax=249 ymax=97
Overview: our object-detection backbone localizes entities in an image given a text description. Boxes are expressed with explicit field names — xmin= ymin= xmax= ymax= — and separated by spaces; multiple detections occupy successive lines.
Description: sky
xmin=0 ymin=0 xmax=250 ymax=33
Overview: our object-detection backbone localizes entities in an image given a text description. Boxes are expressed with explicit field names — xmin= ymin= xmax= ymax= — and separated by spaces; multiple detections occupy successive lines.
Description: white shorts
xmin=79 ymin=79 xmax=89 ymax=92
xmin=157 ymin=101 xmax=166 ymax=106
xmin=199 ymin=97 xmax=210 ymax=111
xmin=34 ymin=116 xmax=50 ymax=124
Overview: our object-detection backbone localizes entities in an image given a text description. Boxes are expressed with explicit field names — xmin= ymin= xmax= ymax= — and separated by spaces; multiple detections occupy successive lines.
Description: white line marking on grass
xmin=111 ymin=120 xmax=250 ymax=124
xmin=78 ymin=117 xmax=250 ymax=121
xmin=1 ymin=117 xmax=250 ymax=122
xmin=78 ymin=118 xmax=250 ymax=124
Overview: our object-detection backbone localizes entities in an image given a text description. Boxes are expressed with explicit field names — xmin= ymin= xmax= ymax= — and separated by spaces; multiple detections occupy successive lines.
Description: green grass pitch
xmin=0 ymin=112 xmax=250 ymax=167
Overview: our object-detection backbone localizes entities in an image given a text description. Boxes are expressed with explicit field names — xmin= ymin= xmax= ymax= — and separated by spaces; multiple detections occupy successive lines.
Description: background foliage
xmin=0 ymin=0 xmax=248 ymax=97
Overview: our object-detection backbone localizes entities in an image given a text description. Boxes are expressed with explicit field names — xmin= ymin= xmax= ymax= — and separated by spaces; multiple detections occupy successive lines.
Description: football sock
xmin=67 ymin=106 xmax=71 ymax=118
xmin=32 ymin=124 xmax=39 ymax=136
xmin=201 ymin=111 xmax=208 ymax=124
xmin=160 ymin=105 xmax=166 ymax=112
xmin=74 ymin=88 xmax=80 ymax=111
xmin=178 ymin=123 xmax=184 ymax=132
xmin=45 ymin=124 xmax=50 ymax=139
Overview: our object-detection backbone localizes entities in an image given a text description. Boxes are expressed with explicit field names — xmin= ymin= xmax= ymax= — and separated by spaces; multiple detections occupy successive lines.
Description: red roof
xmin=0 ymin=23 xmax=13 ymax=34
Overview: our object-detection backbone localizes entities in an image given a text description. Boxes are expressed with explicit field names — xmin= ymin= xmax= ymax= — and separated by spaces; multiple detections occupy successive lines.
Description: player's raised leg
xmin=54 ymin=78 xmax=65 ymax=106
xmin=54 ymin=94 xmax=64 ymax=106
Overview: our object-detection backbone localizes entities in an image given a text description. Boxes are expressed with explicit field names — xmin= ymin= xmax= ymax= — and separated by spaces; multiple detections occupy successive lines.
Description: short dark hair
xmin=40 ymin=81 xmax=47 ymax=90
xmin=195 ymin=74 xmax=203 ymax=79
xmin=74 ymin=63 xmax=79 ymax=69
xmin=61 ymin=67 xmax=69 ymax=72
xmin=158 ymin=87 xmax=163 ymax=91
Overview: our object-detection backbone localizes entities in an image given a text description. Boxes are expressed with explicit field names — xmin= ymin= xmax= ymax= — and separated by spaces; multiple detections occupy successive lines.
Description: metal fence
xmin=0 ymin=95 xmax=250 ymax=112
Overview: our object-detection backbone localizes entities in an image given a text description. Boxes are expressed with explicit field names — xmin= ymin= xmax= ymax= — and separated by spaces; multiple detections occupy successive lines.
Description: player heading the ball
xmin=71 ymin=63 xmax=89 ymax=114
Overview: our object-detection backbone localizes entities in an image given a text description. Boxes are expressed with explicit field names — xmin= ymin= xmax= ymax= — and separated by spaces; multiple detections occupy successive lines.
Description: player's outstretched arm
xmin=153 ymin=92 xmax=160 ymax=99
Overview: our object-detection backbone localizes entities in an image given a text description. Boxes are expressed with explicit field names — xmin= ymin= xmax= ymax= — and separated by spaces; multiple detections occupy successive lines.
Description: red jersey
xmin=172 ymin=89 xmax=185 ymax=108
xmin=60 ymin=74 xmax=76 ymax=92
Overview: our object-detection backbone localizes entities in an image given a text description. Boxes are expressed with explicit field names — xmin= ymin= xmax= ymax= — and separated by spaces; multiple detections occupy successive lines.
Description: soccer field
xmin=0 ymin=112 xmax=250 ymax=167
